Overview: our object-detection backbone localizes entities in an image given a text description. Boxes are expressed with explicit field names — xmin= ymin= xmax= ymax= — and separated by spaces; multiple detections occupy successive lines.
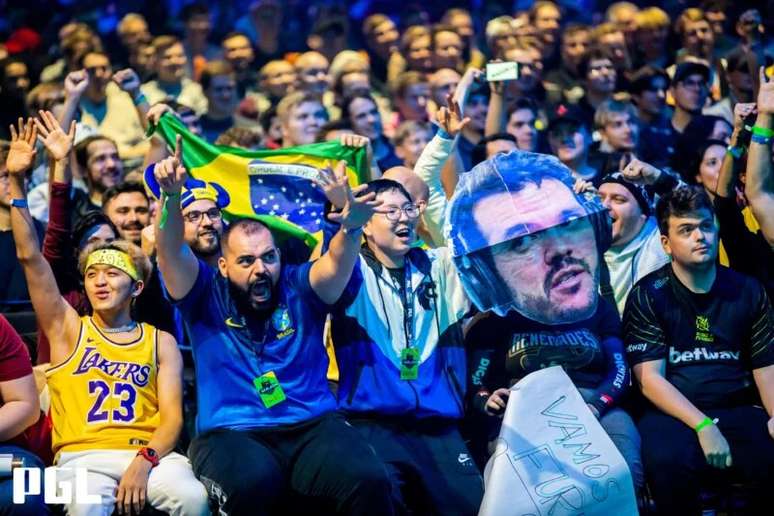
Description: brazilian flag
xmin=150 ymin=113 xmax=369 ymax=248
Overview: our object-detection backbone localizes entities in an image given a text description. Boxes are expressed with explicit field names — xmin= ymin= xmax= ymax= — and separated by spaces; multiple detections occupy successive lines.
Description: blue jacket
xmin=331 ymin=246 xmax=471 ymax=419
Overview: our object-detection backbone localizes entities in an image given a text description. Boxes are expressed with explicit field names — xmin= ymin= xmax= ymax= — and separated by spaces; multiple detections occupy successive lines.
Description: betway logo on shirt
xmin=668 ymin=346 xmax=740 ymax=364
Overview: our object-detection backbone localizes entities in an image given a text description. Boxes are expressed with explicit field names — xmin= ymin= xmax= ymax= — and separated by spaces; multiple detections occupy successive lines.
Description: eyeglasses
xmin=679 ymin=79 xmax=708 ymax=90
xmin=184 ymin=207 xmax=222 ymax=224
xmin=384 ymin=204 xmax=419 ymax=221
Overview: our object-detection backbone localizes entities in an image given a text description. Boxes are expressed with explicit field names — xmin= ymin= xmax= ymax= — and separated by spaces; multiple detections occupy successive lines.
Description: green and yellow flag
xmin=149 ymin=113 xmax=369 ymax=247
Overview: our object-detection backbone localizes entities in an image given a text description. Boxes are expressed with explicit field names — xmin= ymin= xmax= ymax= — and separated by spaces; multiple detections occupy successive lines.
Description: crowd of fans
xmin=1 ymin=0 xmax=773 ymax=514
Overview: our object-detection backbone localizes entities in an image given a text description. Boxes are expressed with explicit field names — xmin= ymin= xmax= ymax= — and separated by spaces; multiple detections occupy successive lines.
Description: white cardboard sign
xmin=480 ymin=366 xmax=638 ymax=516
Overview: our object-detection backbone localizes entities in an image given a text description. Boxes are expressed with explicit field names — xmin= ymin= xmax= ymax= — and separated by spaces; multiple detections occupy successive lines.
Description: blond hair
xmin=635 ymin=7 xmax=670 ymax=30
xmin=276 ymin=91 xmax=323 ymax=125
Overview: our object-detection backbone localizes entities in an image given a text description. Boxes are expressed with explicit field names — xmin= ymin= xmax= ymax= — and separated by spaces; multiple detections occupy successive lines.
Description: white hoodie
xmin=604 ymin=217 xmax=670 ymax=315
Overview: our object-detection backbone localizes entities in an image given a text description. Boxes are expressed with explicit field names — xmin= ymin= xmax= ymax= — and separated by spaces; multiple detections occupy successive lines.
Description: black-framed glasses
xmin=184 ymin=207 xmax=222 ymax=224
xmin=384 ymin=204 xmax=419 ymax=221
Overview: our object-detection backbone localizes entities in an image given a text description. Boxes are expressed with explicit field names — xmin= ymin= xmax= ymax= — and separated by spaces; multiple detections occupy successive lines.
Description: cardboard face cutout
xmin=445 ymin=152 xmax=611 ymax=325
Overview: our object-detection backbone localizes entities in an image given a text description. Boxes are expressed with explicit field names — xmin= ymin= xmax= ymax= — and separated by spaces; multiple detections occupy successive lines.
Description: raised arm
xmin=414 ymin=95 xmax=470 ymax=246
xmin=309 ymin=161 xmax=384 ymax=305
xmin=42 ymin=107 xmax=78 ymax=291
xmin=484 ymin=73 xmax=508 ymax=137
xmin=57 ymin=70 xmax=89 ymax=129
xmin=746 ymin=68 xmax=774 ymax=246
xmin=113 ymin=68 xmax=151 ymax=131
xmin=153 ymin=135 xmax=200 ymax=300
xmin=7 ymin=116 xmax=80 ymax=362
xmin=716 ymin=103 xmax=756 ymax=198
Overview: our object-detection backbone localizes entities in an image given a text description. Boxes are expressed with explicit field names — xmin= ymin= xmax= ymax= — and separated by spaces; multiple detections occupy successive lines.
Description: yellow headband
xmin=85 ymin=249 xmax=140 ymax=282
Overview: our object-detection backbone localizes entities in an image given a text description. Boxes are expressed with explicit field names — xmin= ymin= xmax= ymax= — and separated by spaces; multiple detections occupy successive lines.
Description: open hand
xmin=323 ymin=161 xmax=385 ymax=229
xmin=6 ymin=118 xmax=37 ymax=175
xmin=437 ymin=93 xmax=471 ymax=138
xmin=64 ymin=69 xmax=89 ymax=98
xmin=34 ymin=110 xmax=76 ymax=161
xmin=318 ymin=161 xmax=350 ymax=210
xmin=154 ymin=134 xmax=188 ymax=195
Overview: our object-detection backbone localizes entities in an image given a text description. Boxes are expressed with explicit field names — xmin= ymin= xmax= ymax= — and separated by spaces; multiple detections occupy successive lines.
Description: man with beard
xmin=153 ymin=138 xmax=395 ymax=515
xmin=102 ymin=181 xmax=177 ymax=337
xmin=102 ymin=182 xmax=149 ymax=246
xmin=449 ymin=152 xmax=643 ymax=495
xmin=220 ymin=32 xmax=255 ymax=99
xmin=73 ymin=135 xmax=124 ymax=215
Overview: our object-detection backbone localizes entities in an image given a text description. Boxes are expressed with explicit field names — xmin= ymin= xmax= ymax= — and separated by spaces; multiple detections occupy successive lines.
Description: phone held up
xmin=486 ymin=61 xmax=519 ymax=82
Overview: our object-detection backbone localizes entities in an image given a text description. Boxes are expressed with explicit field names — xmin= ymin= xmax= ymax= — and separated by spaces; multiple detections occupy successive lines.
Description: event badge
xmin=400 ymin=348 xmax=419 ymax=380
xmin=254 ymin=371 xmax=286 ymax=408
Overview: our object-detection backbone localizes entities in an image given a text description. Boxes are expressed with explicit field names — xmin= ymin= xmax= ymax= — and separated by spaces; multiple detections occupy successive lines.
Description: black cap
xmin=672 ymin=62 xmax=711 ymax=86
xmin=600 ymin=172 xmax=652 ymax=216
xmin=547 ymin=104 xmax=586 ymax=133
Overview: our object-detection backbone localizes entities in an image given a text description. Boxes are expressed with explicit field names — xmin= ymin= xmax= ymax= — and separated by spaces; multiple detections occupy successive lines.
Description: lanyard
xmin=402 ymin=261 xmax=415 ymax=348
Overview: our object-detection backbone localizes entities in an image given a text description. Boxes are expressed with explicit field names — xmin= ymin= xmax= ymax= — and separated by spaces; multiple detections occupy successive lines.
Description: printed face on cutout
xmin=472 ymin=178 xmax=599 ymax=324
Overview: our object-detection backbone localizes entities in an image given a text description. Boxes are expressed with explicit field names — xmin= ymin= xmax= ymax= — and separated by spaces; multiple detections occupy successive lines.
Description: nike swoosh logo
xmin=225 ymin=317 xmax=245 ymax=328
xmin=458 ymin=456 xmax=472 ymax=464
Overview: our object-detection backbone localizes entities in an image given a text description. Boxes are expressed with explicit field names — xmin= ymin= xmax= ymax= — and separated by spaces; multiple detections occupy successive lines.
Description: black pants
xmin=188 ymin=412 xmax=394 ymax=516
xmin=350 ymin=418 xmax=484 ymax=516
xmin=638 ymin=405 xmax=774 ymax=516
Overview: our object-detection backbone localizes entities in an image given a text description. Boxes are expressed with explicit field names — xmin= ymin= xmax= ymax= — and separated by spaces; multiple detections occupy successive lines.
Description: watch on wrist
xmin=136 ymin=447 xmax=160 ymax=467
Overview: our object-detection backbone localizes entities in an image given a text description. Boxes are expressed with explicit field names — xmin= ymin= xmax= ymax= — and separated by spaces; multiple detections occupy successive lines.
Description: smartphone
xmin=486 ymin=61 xmax=519 ymax=82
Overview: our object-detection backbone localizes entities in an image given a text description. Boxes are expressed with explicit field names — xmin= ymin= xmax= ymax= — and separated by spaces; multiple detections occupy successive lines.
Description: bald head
xmin=382 ymin=167 xmax=429 ymax=205
xmin=295 ymin=51 xmax=330 ymax=95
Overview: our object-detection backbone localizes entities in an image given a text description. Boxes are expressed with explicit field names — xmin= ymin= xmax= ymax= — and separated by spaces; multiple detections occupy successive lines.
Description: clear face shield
xmin=445 ymin=152 xmax=611 ymax=325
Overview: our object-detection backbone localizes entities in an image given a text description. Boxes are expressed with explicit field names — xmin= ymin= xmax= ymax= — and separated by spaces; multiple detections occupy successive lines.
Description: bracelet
xmin=751 ymin=125 xmax=774 ymax=138
xmin=726 ymin=145 xmax=745 ymax=159
xmin=10 ymin=198 xmax=28 ymax=208
xmin=694 ymin=416 xmax=717 ymax=433
xmin=751 ymin=134 xmax=772 ymax=145
xmin=158 ymin=191 xmax=181 ymax=229
xmin=133 ymin=93 xmax=148 ymax=105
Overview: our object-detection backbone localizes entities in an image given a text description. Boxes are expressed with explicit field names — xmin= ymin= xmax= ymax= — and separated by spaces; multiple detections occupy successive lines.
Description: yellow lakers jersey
xmin=46 ymin=316 xmax=160 ymax=456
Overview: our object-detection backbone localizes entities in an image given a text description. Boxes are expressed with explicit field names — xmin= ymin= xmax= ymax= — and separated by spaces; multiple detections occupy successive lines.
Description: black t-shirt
xmin=466 ymin=297 xmax=628 ymax=416
xmin=624 ymin=264 xmax=774 ymax=410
